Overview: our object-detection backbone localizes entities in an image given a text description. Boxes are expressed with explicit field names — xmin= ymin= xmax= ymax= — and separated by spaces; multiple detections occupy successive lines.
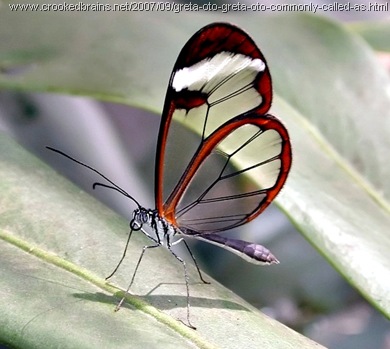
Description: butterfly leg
xmin=180 ymin=239 xmax=210 ymax=284
xmin=105 ymin=225 xmax=135 ymax=280
xmin=115 ymin=242 xmax=160 ymax=311
xmin=167 ymin=246 xmax=196 ymax=330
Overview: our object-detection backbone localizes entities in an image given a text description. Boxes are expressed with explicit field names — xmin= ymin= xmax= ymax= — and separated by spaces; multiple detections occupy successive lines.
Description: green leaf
xmin=255 ymin=15 xmax=390 ymax=319
xmin=0 ymin=135 xmax=322 ymax=348
xmin=348 ymin=20 xmax=390 ymax=52
xmin=1 ymin=5 xmax=390 ymax=348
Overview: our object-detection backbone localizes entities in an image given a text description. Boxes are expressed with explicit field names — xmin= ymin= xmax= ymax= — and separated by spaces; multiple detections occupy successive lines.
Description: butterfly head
xmin=131 ymin=207 xmax=157 ymax=231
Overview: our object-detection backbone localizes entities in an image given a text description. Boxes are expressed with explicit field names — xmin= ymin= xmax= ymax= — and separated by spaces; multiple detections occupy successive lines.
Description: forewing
xmin=155 ymin=23 xmax=291 ymax=233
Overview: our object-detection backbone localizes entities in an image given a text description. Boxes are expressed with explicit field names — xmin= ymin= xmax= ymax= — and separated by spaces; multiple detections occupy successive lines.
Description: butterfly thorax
xmin=132 ymin=207 xmax=178 ymax=246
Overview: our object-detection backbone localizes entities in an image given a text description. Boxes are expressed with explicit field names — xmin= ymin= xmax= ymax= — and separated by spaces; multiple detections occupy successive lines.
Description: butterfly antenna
xmin=46 ymin=146 xmax=141 ymax=208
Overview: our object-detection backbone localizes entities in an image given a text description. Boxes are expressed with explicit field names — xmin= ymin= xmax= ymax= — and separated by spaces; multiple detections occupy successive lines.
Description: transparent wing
xmin=172 ymin=116 xmax=291 ymax=233
xmin=155 ymin=23 xmax=291 ymax=235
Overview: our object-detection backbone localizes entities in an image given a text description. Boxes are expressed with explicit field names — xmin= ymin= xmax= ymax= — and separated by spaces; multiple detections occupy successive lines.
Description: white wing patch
xmin=172 ymin=52 xmax=265 ymax=93
xmin=172 ymin=52 xmax=266 ymax=139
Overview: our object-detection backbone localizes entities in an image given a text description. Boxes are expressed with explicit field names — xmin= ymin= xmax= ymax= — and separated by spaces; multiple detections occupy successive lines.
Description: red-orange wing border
xmin=155 ymin=23 xmax=291 ymax=229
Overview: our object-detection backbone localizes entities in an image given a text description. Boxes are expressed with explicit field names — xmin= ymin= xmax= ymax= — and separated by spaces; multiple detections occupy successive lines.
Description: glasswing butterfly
xmin=48 ymin=22 xmax=292 ymax=329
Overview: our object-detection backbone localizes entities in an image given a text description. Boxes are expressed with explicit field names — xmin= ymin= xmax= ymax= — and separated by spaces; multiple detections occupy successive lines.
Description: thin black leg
xmin=182 ymin=239 xmax=210 ymax=284
xmin=106 ymin=227 xmax=134 ymax=280
xmin=115 ymin=243 xmax=160 ymax=311
xmin=167 ymin=247 xmax=196 ymax=330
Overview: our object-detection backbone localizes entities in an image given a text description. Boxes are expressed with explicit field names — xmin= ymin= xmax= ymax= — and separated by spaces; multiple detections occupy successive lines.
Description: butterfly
xmin=48 ymin=22 xmax=292 ymax=329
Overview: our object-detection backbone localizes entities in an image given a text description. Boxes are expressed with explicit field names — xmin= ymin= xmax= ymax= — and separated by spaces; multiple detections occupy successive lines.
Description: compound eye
xmin=139 ymin=210 xmax=149 ymax=223
xmin=130 ymin=218 xmax=142 ymax=231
